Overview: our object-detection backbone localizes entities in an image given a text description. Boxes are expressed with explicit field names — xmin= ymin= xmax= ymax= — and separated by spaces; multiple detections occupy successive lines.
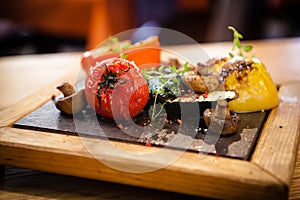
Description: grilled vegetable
xmin=142 ymin=62 xmax=238 ymax=120
xmin=81 ymin=36 xmax=161 ymax=73
xmin=53 ymin=81 xmax=87 ymax=115
xmin=196 ymin=26 xmax=279 ymax=113
xmin=85 ymin=58 xmax=149 ymax=120
xmin=203 ymin=99 xmax=240 ymax=135
xmin=199 ymin=56 xmax=279 ymax=113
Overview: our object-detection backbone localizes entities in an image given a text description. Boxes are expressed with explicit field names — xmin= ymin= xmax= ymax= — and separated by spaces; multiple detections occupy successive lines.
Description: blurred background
xmin=0 ymin=0 xmax=299 ymax=56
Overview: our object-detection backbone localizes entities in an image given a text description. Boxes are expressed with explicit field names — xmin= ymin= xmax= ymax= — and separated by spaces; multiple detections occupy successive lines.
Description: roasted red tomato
xmin=85 ymin=58 xmax=149 ymax=120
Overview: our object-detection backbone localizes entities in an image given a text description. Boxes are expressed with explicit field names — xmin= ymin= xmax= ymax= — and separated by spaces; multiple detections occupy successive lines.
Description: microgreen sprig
xmin=105 ymin=36 xmax=131 ymax=58
xmin=142 ymin=62 xmax=192 ymax=121
xmin=228 ymin=26 xmax=253 ymax=58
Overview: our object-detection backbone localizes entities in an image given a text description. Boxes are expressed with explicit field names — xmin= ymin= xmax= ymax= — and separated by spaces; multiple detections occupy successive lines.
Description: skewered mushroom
xmin=52 ymin=81 xmax=86 ymax=115
xmin=203 ymin=99 xmax=240 ymax=135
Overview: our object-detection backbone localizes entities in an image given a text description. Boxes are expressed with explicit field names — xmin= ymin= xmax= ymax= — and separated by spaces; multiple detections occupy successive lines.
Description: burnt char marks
xmin=204 ymin=57 xmax=255 ymax=83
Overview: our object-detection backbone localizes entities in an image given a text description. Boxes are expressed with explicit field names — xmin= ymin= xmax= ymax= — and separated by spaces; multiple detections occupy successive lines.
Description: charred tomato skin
xmin=85 ymin=58 xmax=149 ymax=120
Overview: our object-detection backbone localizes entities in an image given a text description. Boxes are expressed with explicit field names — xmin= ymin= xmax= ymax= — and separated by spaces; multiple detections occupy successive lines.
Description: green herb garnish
xmin=228 ymin=26 xmax=253 ymax=57
xmin=103 ymin=36 xmax=132 ymax=57
xmin=97 ymin=63 xmax=129 ymax=90
xmin=142 ymin=62 xmax=192 ymax=121
xmin=109 ymin=36 xmax=119 ymax=43
xmin=121 ymin=54 xmax=128 ymax=59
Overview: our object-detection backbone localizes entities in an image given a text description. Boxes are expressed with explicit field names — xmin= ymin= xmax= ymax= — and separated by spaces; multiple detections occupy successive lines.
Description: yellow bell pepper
xmin=212 ymin=56 xmax=279 ymax=113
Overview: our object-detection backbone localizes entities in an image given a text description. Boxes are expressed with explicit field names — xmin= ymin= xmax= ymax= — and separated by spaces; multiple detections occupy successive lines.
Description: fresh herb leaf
xmin=171 ymin=65 xmax=177 ymax=73
xmin=122 ymin=43 xmax=132 ymax=49
xmin=233 ymin=38 xmax=241 ymax=48
xmin=106 ymin=36 xmax=132 ymax=58
xmin=228 ymin=26 xmax=253 ymax=57
xmin=121 ymin=54 xmax=128 ymax=59
xmin=142 ymin=63 xmax=192 ymax=121
xmin=229 ymin=52 xmax=235 ymax=58
xmin=109 ymin=36 xmax=119 ymax=43
xmin=183 ymin=62 xmax=192 ymax=72
xmin=172 ymin=77 xmax=178 ymax=84
xmin=243 ymin=45 xmax=253 ymax=52
xmin=158 ymin=65 xmax=165 ymax=72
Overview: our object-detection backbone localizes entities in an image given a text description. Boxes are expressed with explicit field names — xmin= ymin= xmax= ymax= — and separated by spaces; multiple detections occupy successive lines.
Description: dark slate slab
xmin=14 ymin=100 xmax=268 ymax=160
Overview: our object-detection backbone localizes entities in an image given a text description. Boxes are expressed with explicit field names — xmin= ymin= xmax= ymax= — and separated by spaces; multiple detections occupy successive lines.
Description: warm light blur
xmin=0 ymin=0 xmax=299 ymax=56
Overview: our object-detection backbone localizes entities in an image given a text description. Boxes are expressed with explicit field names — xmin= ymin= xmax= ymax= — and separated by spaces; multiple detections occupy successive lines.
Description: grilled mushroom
xmin=182 ymin=69 xmax=219 ymax=93
xmin=53 ymin=81 xmax=86 ymax=115
xmin=203 ymin=99 xmax=240 ymax=135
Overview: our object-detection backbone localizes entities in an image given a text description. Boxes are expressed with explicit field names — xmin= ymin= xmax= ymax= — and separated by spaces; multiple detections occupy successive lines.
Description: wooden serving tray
xmin=13 ymin=98 xmax=267 ymax=161
xmin=0 ymin=73 xmax=299 ymax=199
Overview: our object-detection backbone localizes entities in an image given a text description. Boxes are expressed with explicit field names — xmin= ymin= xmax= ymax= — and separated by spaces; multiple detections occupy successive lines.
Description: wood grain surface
xmin=252 ymin=82 xmax=300 ymax=185
xmin=1 ymin=82 xmax=299 ymax=199
xmin=0 ymin=127 xmax=287 ymax=199
xmin=0 ymin=38 xmax=300 ymax=199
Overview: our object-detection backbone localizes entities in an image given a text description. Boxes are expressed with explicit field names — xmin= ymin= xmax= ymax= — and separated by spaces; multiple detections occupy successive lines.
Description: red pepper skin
xmin=81 ymin=36 xmax=161 ymax=73
xmin=202 ymin=91 xmax=209 ymax=99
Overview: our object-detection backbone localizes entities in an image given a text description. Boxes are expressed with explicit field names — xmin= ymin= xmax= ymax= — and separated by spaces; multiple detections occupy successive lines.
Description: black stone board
xmin=14 ymin=100 xmax=268 ymax=160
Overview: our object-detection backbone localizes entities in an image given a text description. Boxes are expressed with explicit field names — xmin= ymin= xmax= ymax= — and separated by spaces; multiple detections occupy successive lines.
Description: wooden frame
xmin=0 ymin=72 xmax=299 ymax=199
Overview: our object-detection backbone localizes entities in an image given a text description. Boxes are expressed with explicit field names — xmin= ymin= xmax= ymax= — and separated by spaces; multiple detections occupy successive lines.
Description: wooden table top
xmin=0 ymin=37 xmax=300 ymax=199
